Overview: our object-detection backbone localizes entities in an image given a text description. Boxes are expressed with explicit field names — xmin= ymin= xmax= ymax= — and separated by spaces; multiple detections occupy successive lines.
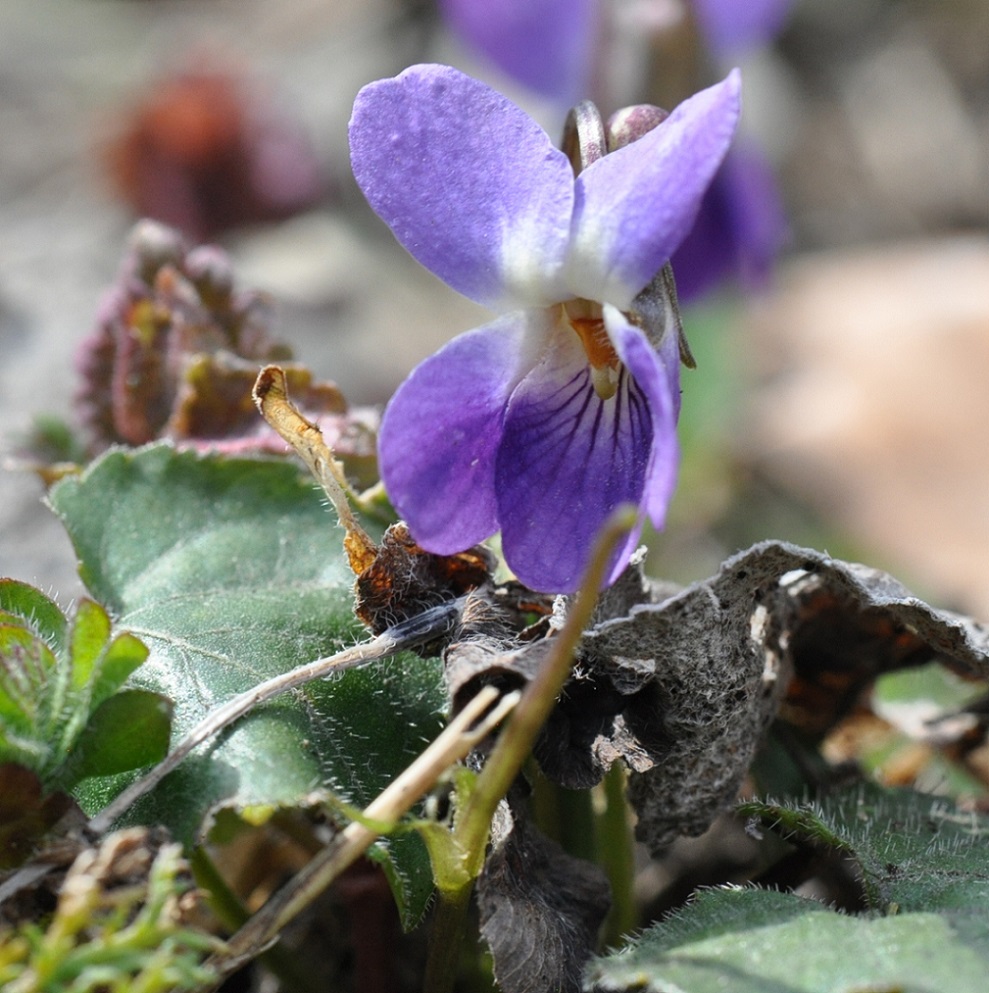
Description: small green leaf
xmin=52 ymin=444 xmax=446 ymax=927
xmin=57 ymin=688 xmax=172 ymax=786
xmin=0 ymin=829 xmax=220 ymax=986
xmin=0 ymin=623 xmax=58 ymax=756
xmin=875 ymin=661 xmax=984 ymax=711
xmin=90 ymin=632 xmax=150 ymax=709
xmin=0 ymin=584 xmax=154 ymax=787
xmin=68 ymin=597 xmax=112 ymax=690
xmin=0 ymin=580 xmax=67 ymax=651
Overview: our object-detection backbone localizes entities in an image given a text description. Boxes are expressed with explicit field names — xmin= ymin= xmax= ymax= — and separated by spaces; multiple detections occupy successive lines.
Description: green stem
xmin=423 ymin=884 xmax=474 ymax=993
xmin=558 ymin=786 xmax=598 ymax=863
xmin=456 ymin=506 xmax=638 ymax=871
xmin=596 ymin=764 xmax=637 ymax=946
xmin=530 ymin=767 xmax=597 ymax=863
xmin=529 ymin=764 xmax=563 ymax=845
xmin=208 ymin=687 xmax=513 ymax=985
xmin=189 ymin=847 xmax=248 ymax=933
xmin=422 ymin=508 xmax=637 ymax=993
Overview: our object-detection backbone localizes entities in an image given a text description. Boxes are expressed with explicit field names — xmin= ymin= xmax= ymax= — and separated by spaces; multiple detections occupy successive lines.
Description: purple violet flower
xmin=349 ymin=64 xmax=739 ymax=592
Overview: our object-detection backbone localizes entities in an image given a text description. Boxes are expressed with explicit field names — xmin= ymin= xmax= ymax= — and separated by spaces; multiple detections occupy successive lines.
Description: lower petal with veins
xmin=496 ymin=325 xmax=653 ymax=592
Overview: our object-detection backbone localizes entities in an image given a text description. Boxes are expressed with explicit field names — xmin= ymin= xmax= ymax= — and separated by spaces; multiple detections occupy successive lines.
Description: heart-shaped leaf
xmin=50 ymin=443 xmax=446 ymax=927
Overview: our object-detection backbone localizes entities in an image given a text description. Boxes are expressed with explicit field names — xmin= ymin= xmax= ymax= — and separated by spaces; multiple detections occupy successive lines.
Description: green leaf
xmin=740 ymin=786 xmax=989 ymax=915
xmin=591 ymin=788 xmax=989 ymax=992
xmin=874 ymin=661 xmax=985 ymax=712
xmin=0 ymin=589 xmax=160 ymax=786
xmin=0 ymin=621 xmax=59 ymax=765
xmin=57 ymin=688 xmax=173 ymax=786
xmin=587 ymin=886 xmax=989 ymax=993
xmin=0 ymin=580 xmax=67 ymax=651
xmin=89 ymin=632 xmax=150 ymax=709
xmin=68 ymin=598 xmax=112 ymax=690
xmin=50 ymin=444 xmax=446 ymax=927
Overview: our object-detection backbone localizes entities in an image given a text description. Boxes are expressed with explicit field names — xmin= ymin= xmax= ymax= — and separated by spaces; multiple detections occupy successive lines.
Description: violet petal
xmin=605 ymin=307 xmax=680 ymax=530
xmin=565 ymin=70 xmax=741 ymax=309
xmin=349 ymin=64 xmax=574 ymax=310
xmin=379 ymin=310 xmax=552 ymax=554
xmin=496 ymin=325 xmax=654 ymax=592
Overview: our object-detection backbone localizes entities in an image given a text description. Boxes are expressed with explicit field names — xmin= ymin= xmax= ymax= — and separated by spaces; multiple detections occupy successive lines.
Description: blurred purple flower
xmin=691 ymin=0 xmax=793 ymax=57
xmin=441 ymin=0 xmax=790 ymax=301
xmin=349 ymin=64 xmax=739 ymax=592
xmin=439 ymin=0 xmax=599 ymax=104
xmin=442 ymin=0 xmax=791 ymax=92
xmin=671 ymin=141 xmax=786 ymax=301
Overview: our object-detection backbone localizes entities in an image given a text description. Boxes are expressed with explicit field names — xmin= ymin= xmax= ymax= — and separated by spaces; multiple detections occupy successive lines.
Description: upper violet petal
xmin=440 ymin=0 xmax=598 ymax=105
xmin=605 ymin=307 xmax=679 ymax=530
xmin=565 ymin=70 xmax=741 ymax=309
xmin=349 ymin=64 xmax=574 ymax=311
xmin=378 ymin=311 xmax=552 ymax=554
xmin=496 ymin=325 xmax=654 ymax=592
xmin=692 ymin=0 xmax=793 ymax=57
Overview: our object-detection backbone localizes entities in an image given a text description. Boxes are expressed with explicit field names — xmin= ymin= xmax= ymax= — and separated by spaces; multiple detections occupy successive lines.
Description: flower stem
xmin=88 ymin=600 xmax=463 ymax=834
xmin=422 ymin=884 xmax=474 ymax=993
xmin=208 ymin=686 xmax=515 ymax=984
xmin=558 ymin=786 xmax=599 ymax=863
xmin=596 ymin=763 xmax=637 ymax=946
xmin=455 ymin=504 xmax=637 ymax=865
xmin=423 ymin=506 xmax=637 ymax=993
xmin=530 ymin=770 xmax=599 ymax=861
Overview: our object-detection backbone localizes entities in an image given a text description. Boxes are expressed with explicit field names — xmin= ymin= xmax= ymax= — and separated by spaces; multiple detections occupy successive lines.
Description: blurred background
xmin=1 ymin=0 xmax=987 ymax=616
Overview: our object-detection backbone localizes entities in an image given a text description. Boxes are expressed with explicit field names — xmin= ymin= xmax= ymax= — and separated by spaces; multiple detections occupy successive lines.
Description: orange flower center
xmin=565 ymin=301 xmax=620 ymax=399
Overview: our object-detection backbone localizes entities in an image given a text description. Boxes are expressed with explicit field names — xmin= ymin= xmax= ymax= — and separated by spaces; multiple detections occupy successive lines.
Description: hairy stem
xmin=88 ymin=601 xmax=464 ymax=834
xmin=457 ymin=505 xmax=637 ymax=866
xmin=422 ymin=884 xmax=474 ymax=993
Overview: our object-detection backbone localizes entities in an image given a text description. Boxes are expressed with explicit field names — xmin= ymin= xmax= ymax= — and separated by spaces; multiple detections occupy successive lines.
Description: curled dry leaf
xmin=354 ymin=523 xmax=497 ymax=637
xmin=597 ymin=541 xmax=989 ymax=851
xmin=71 ymin=220 xmax=371 ymax=464
xmin=253 ymin=364 xmax=378 ymax=574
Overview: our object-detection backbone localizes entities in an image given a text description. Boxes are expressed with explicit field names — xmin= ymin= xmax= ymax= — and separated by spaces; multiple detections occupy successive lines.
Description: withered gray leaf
xmin=478 ymin=803 xmax=610 ymax=993
xmin=584 ymin=540 xmax=989 ymax=853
